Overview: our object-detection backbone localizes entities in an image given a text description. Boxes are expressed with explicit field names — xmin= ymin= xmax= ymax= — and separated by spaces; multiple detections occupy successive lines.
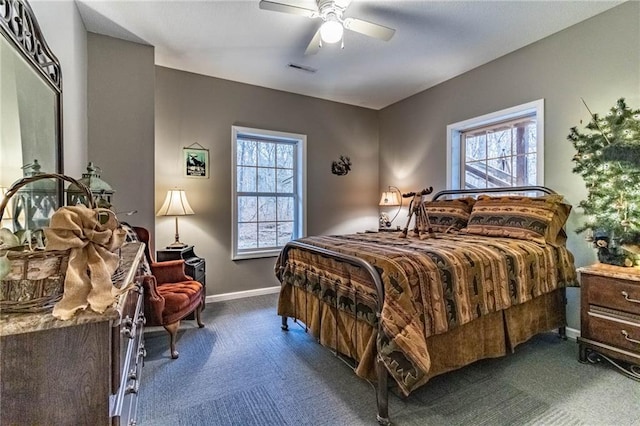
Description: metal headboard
xmin=432 ymin=185 xmax=556 ymax=201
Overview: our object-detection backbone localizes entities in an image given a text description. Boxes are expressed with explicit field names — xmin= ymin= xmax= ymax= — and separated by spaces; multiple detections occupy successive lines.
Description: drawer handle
xmin=125 ymin=379 xmax=139 ymax=395
xmin=128 ymin=368 xmax=137 ymax=381
xmin=621 ymin=330 xmax=640 ymax=345
xmin=121 ymin=315 xmax=134 ymax=339
xmin=121 ymin=327 xmax=133 ymax=339
xmin=621 ymin=291 xmax=640 ymax=304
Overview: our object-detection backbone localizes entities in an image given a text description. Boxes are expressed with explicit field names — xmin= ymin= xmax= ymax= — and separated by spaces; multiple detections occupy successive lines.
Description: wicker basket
xmin=0 ymin=173 xmax=94 ymax=314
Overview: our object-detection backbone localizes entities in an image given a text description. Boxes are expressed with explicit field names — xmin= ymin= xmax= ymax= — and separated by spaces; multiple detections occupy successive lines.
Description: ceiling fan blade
xmin=304 ymin=29 xmax=322 ymax=55
xmin=259 ymin=0 xmax=318 ymax=18
xmin=343 ymin=17 xmax=395 ymax=41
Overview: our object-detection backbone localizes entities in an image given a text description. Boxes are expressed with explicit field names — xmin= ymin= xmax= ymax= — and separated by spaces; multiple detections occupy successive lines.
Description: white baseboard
xmin=205 ymin=286 xmax=281 ymax=303
xmin=565 ymin=326 xmax=580 ymax=341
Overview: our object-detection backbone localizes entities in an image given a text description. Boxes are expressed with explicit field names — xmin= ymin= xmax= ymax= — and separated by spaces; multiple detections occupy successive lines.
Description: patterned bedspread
xmin=276 ymin=232 xmax=577 ymax=395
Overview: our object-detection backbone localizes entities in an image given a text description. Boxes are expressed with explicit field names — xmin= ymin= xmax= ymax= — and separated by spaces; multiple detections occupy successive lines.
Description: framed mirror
xmin=0 ymin=0 xmax=63 ymax=227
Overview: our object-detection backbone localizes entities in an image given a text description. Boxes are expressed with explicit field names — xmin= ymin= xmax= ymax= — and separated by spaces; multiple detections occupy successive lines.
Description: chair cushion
xmin=158 ymin=280 xmax=203 ymax=324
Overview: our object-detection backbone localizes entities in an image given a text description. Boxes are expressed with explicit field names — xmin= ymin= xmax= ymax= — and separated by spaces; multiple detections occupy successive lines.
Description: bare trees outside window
xmin=232 ymin=127 xmax=306 ymax=260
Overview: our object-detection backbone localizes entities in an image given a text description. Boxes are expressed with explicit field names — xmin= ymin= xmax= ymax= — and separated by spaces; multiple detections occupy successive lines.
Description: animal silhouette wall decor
xmin=331 ymin=156 xmax=352 ymax=176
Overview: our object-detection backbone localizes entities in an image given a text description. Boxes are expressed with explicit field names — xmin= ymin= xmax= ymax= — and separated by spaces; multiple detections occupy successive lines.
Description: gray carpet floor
xmin=139 ymin=293 xmax=639 ymax=426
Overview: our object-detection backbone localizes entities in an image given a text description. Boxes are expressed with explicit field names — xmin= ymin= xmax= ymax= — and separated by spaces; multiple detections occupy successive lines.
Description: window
xmin=446 ymin=99 xmax=544 ymax=189
xmin=232 ymin=126 xmax=306 ymax=260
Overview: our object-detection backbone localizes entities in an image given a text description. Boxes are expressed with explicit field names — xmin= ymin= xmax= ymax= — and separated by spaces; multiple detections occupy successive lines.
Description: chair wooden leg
xmin=195 ymin=300 xmax=204 ymax=328
xmin=163 ymin=321 xmax=181 ymax=359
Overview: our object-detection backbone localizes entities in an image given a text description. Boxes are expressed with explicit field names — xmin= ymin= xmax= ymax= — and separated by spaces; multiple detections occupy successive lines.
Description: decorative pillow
xmin=461 ymin=194 xmax=569 ymax=244
xmin=422 ymin=197 xmax=475 ymax=233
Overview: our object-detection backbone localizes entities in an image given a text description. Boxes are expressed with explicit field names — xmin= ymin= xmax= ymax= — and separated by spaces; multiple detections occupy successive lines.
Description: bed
xmin=275 ymin=186 xmax=578 ymax=424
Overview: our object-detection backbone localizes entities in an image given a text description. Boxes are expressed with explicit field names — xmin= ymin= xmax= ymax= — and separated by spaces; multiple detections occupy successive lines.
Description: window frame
xmin=231 ymin=125 xmax=307 ymax=260
xmin=446 ymin=99 xmax=544 ymax=190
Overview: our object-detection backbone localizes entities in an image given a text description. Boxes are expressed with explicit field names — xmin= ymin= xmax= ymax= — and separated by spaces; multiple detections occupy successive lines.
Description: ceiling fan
xmin=259 ymin=0 xmax=396 ymax=55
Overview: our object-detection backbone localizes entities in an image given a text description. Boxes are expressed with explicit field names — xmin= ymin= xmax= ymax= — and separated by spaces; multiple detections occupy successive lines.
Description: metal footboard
xmin=276 ymin=240 xmax=391 ymax=425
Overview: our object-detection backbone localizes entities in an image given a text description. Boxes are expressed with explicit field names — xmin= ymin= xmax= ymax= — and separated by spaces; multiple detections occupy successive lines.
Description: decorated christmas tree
xmin=568 ymin=98 xmax=640 ymax=265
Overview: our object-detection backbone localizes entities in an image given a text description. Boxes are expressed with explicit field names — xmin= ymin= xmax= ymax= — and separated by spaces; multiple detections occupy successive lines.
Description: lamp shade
xmin=379 ymin=191 xmax=400 ymax=207
xmin=156 ymin=189 xmax=194 ymax=216
xmin=320 ymin=14 xmax=343 ymax=44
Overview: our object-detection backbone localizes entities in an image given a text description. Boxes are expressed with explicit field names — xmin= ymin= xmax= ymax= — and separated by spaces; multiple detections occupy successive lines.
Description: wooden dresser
xmin=577 ymin=263 xmax=640 ymax=380
xmin=0 ymin=242 xmax=146 ymax=425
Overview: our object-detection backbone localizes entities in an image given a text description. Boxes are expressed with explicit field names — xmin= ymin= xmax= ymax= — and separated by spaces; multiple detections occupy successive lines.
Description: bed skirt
xmin=278 ymin=286 xmax=565 ymax=391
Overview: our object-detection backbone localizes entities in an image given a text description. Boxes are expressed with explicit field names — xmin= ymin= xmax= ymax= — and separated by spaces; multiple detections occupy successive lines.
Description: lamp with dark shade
xmin=156 ymin=189 xmax=194 ymax=248
xmin=378 ymin=185 xmax=402 ymax=229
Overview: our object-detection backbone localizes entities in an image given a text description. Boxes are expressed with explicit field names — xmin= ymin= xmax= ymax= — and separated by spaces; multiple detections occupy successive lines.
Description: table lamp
xmin=156 ymin=189 xmax=194 ymax=248
xmin=378 ymin=186 xmax=402 ymax=229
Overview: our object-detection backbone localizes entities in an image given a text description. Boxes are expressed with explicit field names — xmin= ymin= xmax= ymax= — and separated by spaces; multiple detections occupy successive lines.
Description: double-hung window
xmin=447 ymin=99 xmax=544 ymax=189
xmin=232 ymin=126 xmax=306 ymax=260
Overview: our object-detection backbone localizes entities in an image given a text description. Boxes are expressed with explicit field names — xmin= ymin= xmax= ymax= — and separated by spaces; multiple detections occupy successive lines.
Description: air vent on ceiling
xmin=288 ymin=63 xmax=317 ymax=73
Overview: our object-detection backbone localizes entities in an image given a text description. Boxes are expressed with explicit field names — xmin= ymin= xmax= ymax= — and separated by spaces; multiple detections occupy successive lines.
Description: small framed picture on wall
xmin=183 ymin=146 xmax=209 ymax=178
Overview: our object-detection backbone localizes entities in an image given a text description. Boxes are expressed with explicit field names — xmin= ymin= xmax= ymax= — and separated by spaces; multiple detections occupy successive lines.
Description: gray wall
xmin=29 ymin=0 xmax=639 ymax=329
xmin=87 ymin=33 xmax=155 ymax=233
xmin=155 ymin=67 xmax=379 ymax=295
xmin=378 ymin=2 xmax=640 ymax=331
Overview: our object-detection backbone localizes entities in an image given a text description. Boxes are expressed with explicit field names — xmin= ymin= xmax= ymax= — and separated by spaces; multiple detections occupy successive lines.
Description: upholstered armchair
xmin=132 ymin=227 xmax=204 ymax=359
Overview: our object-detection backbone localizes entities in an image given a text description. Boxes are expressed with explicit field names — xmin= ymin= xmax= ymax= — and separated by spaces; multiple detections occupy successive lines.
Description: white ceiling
xmin=75 ymin=0 xmax=624 ymax=110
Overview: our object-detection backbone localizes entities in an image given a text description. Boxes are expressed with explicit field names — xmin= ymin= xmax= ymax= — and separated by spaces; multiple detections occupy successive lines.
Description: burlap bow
xmin=44 ymin=205 xmax=126 ymax=320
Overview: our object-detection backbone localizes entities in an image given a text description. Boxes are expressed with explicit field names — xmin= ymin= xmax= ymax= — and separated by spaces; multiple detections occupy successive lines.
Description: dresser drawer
xmin=584 ymin=274 xmax=640 ymax=315
xmin=111 ymin=283 xmax=145 ymax=424
xmin=586 ymin=310 xmax=640 ymax=354
xmin=119 ymin=311 xmax=145 ymax=425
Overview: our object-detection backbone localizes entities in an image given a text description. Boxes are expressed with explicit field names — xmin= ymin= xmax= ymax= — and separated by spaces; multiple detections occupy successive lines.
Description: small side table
xmin=157 ymin=245 xmax=206 ymax=312
xmin=577 ymin=263 xmax=640 ymax=380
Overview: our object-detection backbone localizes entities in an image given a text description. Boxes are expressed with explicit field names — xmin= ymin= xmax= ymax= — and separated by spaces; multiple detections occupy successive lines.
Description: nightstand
xmin=577 ymin=264 xmax=640 ymax=380
xmin=157 ymin=245 xmax=206 ymax=312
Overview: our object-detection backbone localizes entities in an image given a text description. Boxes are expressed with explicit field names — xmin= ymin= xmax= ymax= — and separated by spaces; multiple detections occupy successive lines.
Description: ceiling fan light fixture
xmin=320 ymin=16 xmax=343 ymax=44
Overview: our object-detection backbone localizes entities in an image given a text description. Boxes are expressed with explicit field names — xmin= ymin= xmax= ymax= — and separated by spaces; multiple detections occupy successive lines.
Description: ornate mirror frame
xmin=0 ymin=0 xmax=63 ymax=199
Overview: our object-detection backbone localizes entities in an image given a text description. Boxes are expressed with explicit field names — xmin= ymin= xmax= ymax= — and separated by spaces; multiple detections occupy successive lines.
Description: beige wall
xmin=31 ymin=0 xmax=87 ymax=177
xmin=87 ymin=34 xmax=155 ymax=233
xmin=379 ymin=2 xmax=640 ymax=330
xmin=155 ymin=67 xmax=379 ymax=294
xmin=28 ymin=1 xmax=639 ymax=328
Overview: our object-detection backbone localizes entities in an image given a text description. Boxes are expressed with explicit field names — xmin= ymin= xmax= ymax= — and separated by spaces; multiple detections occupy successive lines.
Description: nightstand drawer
xmin=585 ymin=274 xmax=640 ymax=315
xmin=190 ymin=260 xmax=205 ymax=280
xmin=586 ymin=311 xmax=640 ymax=354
